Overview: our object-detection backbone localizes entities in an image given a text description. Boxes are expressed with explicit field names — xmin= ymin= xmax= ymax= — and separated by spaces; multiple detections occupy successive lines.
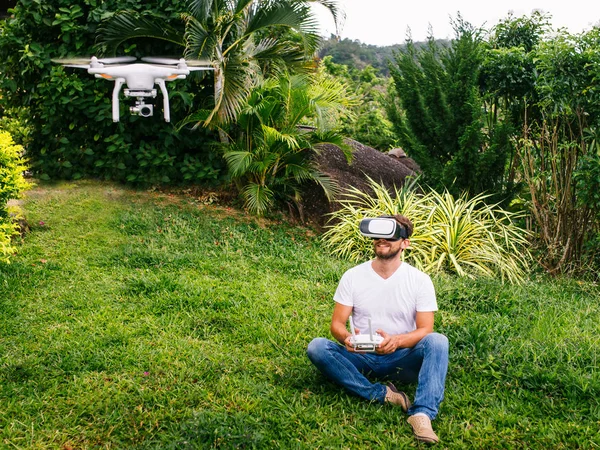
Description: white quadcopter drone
xmin=54 ymin=56 xmax=213 ymax=123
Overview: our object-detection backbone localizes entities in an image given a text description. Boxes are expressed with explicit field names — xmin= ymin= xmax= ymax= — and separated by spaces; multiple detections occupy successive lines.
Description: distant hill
xmin=317 ymin=35 xmax=450 ymax=76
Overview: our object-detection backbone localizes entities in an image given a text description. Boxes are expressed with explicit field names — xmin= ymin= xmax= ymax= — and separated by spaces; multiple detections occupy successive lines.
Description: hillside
xmin=318 ymin=36 xmax=450 ymax=76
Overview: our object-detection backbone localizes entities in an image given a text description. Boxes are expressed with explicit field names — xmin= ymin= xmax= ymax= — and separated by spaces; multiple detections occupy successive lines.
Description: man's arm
xmin=330 ymin=302 xmax=357 ymax=351
xmin=375 ymin=311 xmax=435 ymax=354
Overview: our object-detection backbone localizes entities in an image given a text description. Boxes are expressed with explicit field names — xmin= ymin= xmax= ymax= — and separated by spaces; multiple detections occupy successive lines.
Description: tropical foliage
xmin=485 ymin=21 xmax=600 ymax=273
xmin=222 ymin=70 xmax=354 ymax=215
xmin=322 ymin=178 xmax=531 ymax=283
xmin=321 ymin=56 xmax=397 ymax=150
xmin=0 ymin=131 xmax=31 ymax=263
xmin=381 ymin=12 xmax=600 ymax=273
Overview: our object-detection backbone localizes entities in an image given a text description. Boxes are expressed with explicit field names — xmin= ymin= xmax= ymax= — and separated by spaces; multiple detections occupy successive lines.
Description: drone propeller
xmin=141 ymin=56 xmax=213 ymax=68
xmin=62 ymin=64 xmax=94 ymax=69
xmin=52 ymin=56 xmax=138 ymax=66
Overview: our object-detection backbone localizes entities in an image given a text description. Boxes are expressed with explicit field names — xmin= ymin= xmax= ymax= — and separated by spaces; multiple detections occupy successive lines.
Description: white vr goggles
xmin=359 ymin=217 xmax=408 ymax=241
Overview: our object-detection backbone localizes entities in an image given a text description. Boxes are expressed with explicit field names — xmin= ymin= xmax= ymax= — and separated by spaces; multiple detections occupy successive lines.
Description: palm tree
xmin=222 ymin=71 xmax=354 ymax=216
xmin=97 ymin=0 xmax=342 ymax=137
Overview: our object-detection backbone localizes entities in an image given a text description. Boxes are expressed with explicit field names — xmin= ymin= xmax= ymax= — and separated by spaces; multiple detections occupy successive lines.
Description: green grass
xmin=1 ymin=180 xmax=599 ymax=449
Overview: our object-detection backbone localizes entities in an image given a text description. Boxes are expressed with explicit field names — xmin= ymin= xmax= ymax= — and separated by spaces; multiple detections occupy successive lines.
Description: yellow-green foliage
xmin=322 ymin=178 xmax=532 ymax=284
xmin=0 ymin=130 xmax=31 ymax=262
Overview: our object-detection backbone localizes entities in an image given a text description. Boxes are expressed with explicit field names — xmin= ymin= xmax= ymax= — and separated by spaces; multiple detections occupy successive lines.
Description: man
xmin=307 ymin=214 xmax=448 ymax=444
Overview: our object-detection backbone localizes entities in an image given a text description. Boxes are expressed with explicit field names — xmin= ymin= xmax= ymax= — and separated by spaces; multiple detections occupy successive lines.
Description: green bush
xmin=322 ymin=177 xmax=532 ymax=283
xmin=321 ymin=56 xmax=397 ymax=151
xmin=0 ymin=130 xmax=31 ymax=262
xmin=0 ymin=0 xmax=223 ymax=185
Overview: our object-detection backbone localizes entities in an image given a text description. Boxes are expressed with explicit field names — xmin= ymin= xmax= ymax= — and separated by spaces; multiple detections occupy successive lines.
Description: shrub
xmin=322 ymin=178 xmax=532 ymax=283
xmin=0 ymin=130 xmax=32 ymax=262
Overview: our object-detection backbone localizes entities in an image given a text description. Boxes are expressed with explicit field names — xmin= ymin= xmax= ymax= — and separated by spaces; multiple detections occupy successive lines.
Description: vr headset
xmin=359 ymin=216 xmax=408 ymax=241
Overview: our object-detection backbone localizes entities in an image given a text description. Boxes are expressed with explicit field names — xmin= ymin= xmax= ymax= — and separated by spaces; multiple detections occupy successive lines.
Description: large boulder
xmin=301 ymin=139 xmax=420 ymax=224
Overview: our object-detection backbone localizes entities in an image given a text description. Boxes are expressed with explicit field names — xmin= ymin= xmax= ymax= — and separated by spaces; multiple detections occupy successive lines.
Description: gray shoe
xmin=407 ymin=415 xmax=439 ymax=444
xmin=384 ymin=382 xmax=411 ymax=412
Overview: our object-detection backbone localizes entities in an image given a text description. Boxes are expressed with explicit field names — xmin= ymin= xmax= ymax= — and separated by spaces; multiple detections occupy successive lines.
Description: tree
xmin=479 ymin=13 xmax=600 ymax=273
xmin=388 ymin=17 xmax=510 ymax=198
xmin=479 ymin=12 xmax=551 ymax=185
xmin=97 ymin=0 xmax=342 ymax=138
xmin=321 ymin=56 xmax=397 ymax=150
xmin=514 ymin=28 xmax=600 ymax=273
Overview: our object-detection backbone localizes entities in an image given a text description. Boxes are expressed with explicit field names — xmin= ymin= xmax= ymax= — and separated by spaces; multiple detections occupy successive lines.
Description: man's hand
xmin=374 ymin=312 xmax=435 ymax=353
xmin=344 ymin=328 xmax=362 ymax=352
xmin=375 ymin=329 xmax=401 ymax=354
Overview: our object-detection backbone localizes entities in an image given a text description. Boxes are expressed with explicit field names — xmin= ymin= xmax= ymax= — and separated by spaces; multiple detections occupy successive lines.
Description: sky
xmin=313 ymin=0 xmax=600 ymax=46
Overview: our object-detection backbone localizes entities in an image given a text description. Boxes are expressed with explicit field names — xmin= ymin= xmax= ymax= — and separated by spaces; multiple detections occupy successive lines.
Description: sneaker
xmin=384 ymin=383 xmax=411 ymax=412
xmin=407 ymin=415 xmax=439 ymax=444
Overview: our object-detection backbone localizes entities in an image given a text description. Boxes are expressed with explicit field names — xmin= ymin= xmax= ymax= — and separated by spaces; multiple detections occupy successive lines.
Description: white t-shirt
xmin=334 ymin=260 xmax=437 ymax=335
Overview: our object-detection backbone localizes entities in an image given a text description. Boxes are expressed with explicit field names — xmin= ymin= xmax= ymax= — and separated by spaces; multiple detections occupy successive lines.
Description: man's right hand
xmin=344 ymin=329 xmax=361 ymax=352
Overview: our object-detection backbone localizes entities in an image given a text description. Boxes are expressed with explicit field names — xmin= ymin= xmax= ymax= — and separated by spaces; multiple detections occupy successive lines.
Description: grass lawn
xmin=1 ymin=180 xmax=599 ymax=449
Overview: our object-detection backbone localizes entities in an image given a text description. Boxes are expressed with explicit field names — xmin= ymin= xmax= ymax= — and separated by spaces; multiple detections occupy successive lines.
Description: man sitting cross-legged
xmin=307 ymin=214 xmax=449 ymax=444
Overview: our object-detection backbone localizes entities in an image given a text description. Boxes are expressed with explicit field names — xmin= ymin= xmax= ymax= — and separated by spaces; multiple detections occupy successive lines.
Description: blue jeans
xmin=306 ymin=333 xmax=448 ymax=420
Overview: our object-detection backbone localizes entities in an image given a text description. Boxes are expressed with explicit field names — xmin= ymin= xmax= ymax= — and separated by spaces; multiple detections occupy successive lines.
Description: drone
xmin=53 ymin=56 xmax=213 ymax=123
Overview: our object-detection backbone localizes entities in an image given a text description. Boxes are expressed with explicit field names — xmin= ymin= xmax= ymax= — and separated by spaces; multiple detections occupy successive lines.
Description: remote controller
xmin=349 ymin=316 xmax=383 ymax=352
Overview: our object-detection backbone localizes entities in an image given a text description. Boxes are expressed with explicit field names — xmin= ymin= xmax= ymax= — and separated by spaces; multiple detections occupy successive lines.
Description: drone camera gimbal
xmin=125 ymin=89 xmax=156 ymax=118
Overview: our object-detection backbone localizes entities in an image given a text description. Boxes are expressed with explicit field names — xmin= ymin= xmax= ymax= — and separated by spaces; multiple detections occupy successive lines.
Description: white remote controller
xmin=349 ymin=316 xmax=383 ymax=352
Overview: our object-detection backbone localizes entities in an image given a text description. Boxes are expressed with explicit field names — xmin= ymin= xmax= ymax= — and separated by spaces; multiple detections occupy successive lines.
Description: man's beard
xmin=374 ymin=244 xmax=401 ymax=260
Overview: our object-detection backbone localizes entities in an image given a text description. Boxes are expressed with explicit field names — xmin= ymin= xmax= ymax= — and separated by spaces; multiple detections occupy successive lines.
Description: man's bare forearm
xmin=330 ymin=322 xmax=351 ymax=345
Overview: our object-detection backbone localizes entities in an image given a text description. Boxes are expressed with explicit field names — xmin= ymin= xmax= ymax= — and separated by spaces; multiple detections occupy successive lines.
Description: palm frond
xmin=223 ymin=150 xmax=254 ymax=177
xmin=261 ymin=124 xmax=300 ymax=150
xmin=233 ymin=0 xmax=256 ymax=16
xmin=242 ymin=182 xmax=274 ymax=215
xmin=307 ymin=168 xmax=339 ymax=201
xmin=185 ymin=0 xmax=215 ymax=22
xmin=96 ymin=11 xmax=185 ymax=55
xmin=182 ymin=14 xmax=212 ymax=58
xmin=246 ymin=1 xmax=312 ymax=35
xmin=304 ymin=0 xmax=344 ymax=35
xmin=175 ymin=109 xmax=212 ymax=131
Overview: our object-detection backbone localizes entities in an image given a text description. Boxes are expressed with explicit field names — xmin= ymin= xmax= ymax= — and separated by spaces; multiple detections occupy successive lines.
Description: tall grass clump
xmin=0 ymin=130 xmax=31 ymax=262
xmin=322 ymin=178 xmax=531 ymax=283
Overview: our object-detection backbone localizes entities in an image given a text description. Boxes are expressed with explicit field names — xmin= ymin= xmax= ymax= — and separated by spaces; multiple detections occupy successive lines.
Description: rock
xmin=388 ymin=147 xmax=407 ymax=158
xmin=301 ymin=139 xmax=421 ymax=225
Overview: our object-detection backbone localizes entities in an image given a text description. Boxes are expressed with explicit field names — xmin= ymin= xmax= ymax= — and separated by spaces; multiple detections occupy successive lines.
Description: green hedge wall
xmin=0 ymin=0 xmax=224 ymax=185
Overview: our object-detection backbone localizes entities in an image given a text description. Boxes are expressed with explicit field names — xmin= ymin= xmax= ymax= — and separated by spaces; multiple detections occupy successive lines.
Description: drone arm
xmin=112 ymin=78 xmax=125 ymax=122
xmin=156 ymin=79 xmax=170 ymax=123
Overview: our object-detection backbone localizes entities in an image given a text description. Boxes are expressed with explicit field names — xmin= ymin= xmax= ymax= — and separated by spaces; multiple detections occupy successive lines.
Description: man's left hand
xmin=375 ymin=329 xmax=400 ymax=354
